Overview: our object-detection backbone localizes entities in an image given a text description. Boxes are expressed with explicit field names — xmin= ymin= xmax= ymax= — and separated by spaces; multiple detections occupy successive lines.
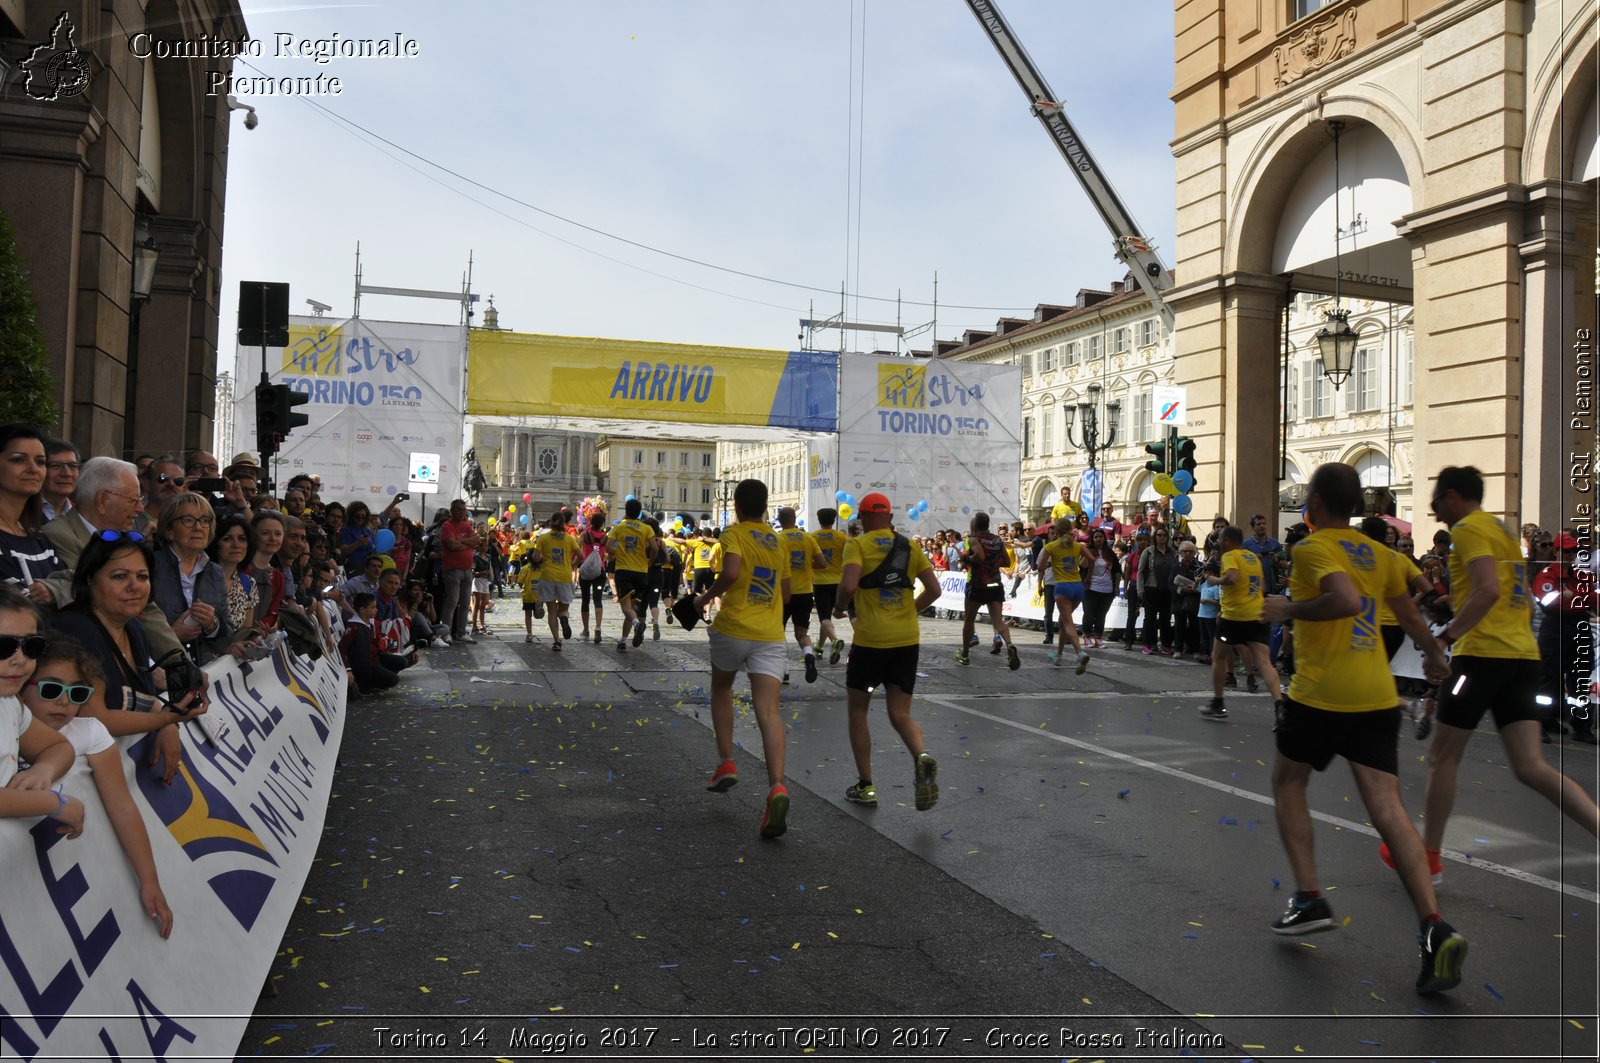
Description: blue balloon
xmin=625 ymin=494 xmax=636 ymax=502
xmin=372 ymin=529 xmax=396 ymax=553
xmin=917 ymin=499 xmax=929 ymax=512
xmin=834 ymin=490 xmax=847 ymax=502
xmin=1171 ymin=494 xmax=1193 ymax=516
xmin=1172 ymin=470 xmax=1194 ymax=493
xmin=908 ymin=510 xmax=921 ymax=521
xmin=519 ymin=512 xmax=530 ymax=525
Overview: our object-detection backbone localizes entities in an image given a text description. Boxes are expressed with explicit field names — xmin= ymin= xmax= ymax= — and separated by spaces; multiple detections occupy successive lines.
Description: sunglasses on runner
xmin=0 ymin=635 xmax=49 ymax=660
xmin=29 ymin=678 xmax=94 ymax=704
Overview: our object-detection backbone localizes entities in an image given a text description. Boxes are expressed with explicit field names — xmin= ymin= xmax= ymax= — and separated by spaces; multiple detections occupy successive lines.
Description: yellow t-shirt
xmin=1375 ymin=549 xmax=1422 ymax=627
xmin=1286 ymin=529 xmax=1409 ymax=712
xmin=1220 ymin=548 xmax=1265 ymax=621
xmin=812 ymin=528 xmax=846 ymax=585
xmin=516 ymin=565 xmax=540 ymax=604
xmin=1050 ymin=499 xmax=1082 ymax=523
xmin=606 ymin=518 xmax=655 ymax=574
xmin=711 ymin=521 xmax=786 ymax=642
xmin=843 ymin=530 xmax=933 ymax=649
xmin=1042 ymin=537 xmax=1084 ymax=584
xmin=1448 ymin=509 xmax=1539 ymax=659
xmin=779 ymin=527 xmax=821 ymax=594
xmin=710 ymin=541 xmax=724 ymax=575
xmin=693 ymin=541 xmax=715 ymax=570
xmin=534 ymin=531 xmax=580 ymax=583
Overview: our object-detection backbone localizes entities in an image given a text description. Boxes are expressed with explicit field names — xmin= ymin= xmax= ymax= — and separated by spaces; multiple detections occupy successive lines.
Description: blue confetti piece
xmin=1183 ymin=932 xmax=1199 ymax=939
xmin=1484 ymin=983 xmax=1504 ymax=1000
xmin=940 ymin=829 xmax=954 ymax=839
xmin=659 ymin=963 xmax=679 ymax=969
xmin=976 ymin=786 xmax=985 ymax=793
xmin=1040 ymin=952 xmax=1056 ymax=959
xmin=271 ymin=1023 xmax=297 ymax=1031
xmin=1271 ymin=878 xmax=1281 ymax=890
xmin=1474 ymin=837 xmax=1490 ymax=845
xmin=1359 ymin=1039 xmax=1381 ymax=1046
xmin=564 ymin=946 xmax=582 ymax=954
xmin=1118 ymin=789 xmax=1131 ymax=798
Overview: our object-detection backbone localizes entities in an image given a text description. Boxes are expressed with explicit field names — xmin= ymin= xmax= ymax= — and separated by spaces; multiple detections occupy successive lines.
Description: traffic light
xmin=1174 ymin=435 xmax=1197 ymax=489
xmin=255 ymin=382 xmax=311 ymax=456
xmin=1143 ymin=441 xmax=1167 ymax=474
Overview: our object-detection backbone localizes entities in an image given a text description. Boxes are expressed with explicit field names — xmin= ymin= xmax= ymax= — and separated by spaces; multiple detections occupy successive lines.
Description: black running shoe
xmin=1200 ymin=698 xmax=1229 ymax=722
xmin=632 ymin=621 xmax=645 ymax=647
xmin=804 ymin=653 xmax=818 ymax=683
xmin=1270 ymin=895 xmax=1335 ymax=935
xmin=560 ymin=615 xmax=572 ymax=640
xmin=1416 ymin=919 xmax=1467 ymax=993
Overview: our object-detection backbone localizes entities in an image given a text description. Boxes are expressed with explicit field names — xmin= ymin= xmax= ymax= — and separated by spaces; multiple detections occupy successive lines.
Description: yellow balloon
xmin=507 ymin=504 xmax=516 ymax=512
xmin=1153 ymin=473 xmax=1177 ymax=497
xmin=838 ymin=504 xmax=854 ymax=519
xmin=487 ymin=517 xmax=496 ymax=526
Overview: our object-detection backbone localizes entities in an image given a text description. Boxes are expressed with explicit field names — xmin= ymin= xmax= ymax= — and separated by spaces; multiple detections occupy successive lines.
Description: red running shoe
xmin=706 ymin=759 xmax=738 ymax=792
xmin=760 ymin=784 xmax=790 ymax=839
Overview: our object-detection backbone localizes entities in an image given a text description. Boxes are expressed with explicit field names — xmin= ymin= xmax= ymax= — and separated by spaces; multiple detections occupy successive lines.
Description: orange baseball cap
xmin=858 ymin=492 xmax=893 ymax=514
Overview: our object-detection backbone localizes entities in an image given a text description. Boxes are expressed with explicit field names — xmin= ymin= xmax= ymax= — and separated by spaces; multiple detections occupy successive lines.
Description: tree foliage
xmin=0 ymin=206 xmax=60 ymax=428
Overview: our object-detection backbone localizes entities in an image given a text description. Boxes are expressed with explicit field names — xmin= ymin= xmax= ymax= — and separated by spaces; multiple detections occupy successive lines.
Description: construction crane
xmin=964 ymin=0 xmax=1175 ymax=333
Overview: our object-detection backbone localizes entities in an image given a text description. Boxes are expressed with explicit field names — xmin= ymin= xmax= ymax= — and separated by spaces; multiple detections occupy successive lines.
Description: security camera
xmin=306 ymin=298 xmax=332 ymax=314
xmin=226 ymin=95 xmax=259 ymax=130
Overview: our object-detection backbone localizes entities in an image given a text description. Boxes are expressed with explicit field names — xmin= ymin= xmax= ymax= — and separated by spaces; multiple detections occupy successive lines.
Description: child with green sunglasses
xmin=20 ymin=635 xmax=173 ymax=939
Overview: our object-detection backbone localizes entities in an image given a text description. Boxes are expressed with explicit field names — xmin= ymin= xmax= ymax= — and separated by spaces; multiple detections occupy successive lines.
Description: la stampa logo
xmin=21 ymin=12 xmax=92 ymax=101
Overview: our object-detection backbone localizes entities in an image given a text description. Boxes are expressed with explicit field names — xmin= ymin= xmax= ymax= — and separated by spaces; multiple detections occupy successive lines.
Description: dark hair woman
xmin=0 ymin=424 xmax=67 ymax=608
xmin=1080 ymin=527 xmax=1121 ymax=647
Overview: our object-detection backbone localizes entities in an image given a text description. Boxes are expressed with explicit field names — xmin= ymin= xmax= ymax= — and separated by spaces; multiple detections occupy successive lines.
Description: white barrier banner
xmin=836 ymin=356 xmax=1022 ymax=527
xmin=234 ymin=316 xmax=466 ymax=502
xmin=929 ymin=569 xmax=1130 ymax=631
xmin=0 ymin=644 xmax=346 ymax=1060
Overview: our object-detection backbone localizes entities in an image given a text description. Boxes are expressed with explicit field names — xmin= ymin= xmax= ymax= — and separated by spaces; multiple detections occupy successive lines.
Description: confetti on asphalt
xmin=1485 ymin=984 xmax=1505 ymax=1000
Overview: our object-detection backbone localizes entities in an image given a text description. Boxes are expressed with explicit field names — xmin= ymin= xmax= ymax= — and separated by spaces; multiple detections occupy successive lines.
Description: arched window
xmin=1352 ymin=450 xmax=1391 ymax=487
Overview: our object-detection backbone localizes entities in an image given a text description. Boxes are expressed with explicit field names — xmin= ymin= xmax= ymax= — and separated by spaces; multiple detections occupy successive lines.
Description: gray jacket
xmin=151 ymin=546 xmax=234 ymax=664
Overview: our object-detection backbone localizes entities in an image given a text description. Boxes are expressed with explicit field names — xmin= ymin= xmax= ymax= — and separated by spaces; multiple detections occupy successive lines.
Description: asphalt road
xmin=238 ymin=604 xmax=1599 ymax=1062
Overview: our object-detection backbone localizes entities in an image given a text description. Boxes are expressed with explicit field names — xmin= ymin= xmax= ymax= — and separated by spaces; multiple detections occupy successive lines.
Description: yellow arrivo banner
xmin=467 ymin=332 xmax=839 ymax=432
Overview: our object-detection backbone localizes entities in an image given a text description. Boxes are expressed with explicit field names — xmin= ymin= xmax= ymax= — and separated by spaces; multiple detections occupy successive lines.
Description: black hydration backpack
xmin=858 ymin=533 xmax=912 ymax=590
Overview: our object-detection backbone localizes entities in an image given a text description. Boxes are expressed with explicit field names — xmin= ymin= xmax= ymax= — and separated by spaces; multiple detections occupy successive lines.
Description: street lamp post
xmin=1066 ymin=382 xmax=1121 ymax=471
xmin=717 ymin=478 xmax=739 ymax=527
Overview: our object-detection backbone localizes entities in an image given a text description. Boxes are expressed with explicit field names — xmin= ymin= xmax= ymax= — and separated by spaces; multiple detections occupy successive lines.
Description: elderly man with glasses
xmin=37 ymin=457 xmax=184 ymax=661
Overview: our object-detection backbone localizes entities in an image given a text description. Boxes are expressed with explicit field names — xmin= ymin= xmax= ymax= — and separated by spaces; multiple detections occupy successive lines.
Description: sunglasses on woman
xmin=29 ymin=678 xmax=94 ymax=704
xmin=0 ymin=635 xmax=49 ymax=660
xmin=95 ymin=529 xmax=147 ymax=543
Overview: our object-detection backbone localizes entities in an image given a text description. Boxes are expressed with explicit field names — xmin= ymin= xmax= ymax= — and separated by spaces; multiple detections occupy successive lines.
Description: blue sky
xmin=220 ymin=0 xmax=1176 ymax=372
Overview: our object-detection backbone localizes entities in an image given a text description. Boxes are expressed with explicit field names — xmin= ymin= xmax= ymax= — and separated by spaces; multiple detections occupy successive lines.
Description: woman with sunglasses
xmin=49 ymin=532 xmax=203 ymax=789
xmin=0 ymin=586 xmax=83 ymax=835
xmin=0 ymin=424 xmax=68 ymax=608
xmin=151 ymin=493 xmax=234 ymax=664
xmin=19 ymin=635 xmax=174 ymax=937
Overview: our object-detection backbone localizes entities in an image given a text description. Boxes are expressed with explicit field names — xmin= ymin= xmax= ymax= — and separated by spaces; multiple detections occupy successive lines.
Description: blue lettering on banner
xmin=608 ymin=361 xmax=715 ymax=403
xmin=32 ymin=823 xmax=119 ymax=980
xmin=874 ymin=410 xmax=992 ymax=437
xmin=126 ymin=978 xmax=198 ymax=1058
xmin=925 ymin=373 xmax=985 ymax=409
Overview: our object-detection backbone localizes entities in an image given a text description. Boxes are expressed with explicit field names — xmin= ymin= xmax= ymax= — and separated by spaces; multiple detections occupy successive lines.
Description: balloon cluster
xmin=834 ymin=490 xmax=856 ymax=521
xmin=903 ymin=499 xmax=930 ymax=522
xmin=577 ymin=496 xmax=607 ymax=522
xmin=1153 ymin=467 xmax=1197 ymax=516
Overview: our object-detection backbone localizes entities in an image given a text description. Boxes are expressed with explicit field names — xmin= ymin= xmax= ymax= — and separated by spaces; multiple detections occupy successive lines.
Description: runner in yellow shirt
xmin=833 ymin=493 xmax=942 ymax=811
xmin=1259 ymin=463 xmax=1465 ymax=993
xmin=776 ymin=507 xmax=823 ymax=683
xmin=693 ymin=479 xmax=792 ymax=839
xmin=1049 ymin=484 xmax=1083 ymax=524
xmin=605 ymin=498 xmax=658 ymax=652
xmin=811 ymin=508 xmax=848 ymax=665
xmin=530 ymin=513 xmax=580 ymax=650
xmin=515 ymin=555 xmax=543 ymax=644
xmin=1412 ymin=466 xmax=1599 ymax=867
xmin=1041 ymin=518 xmax=1090 ymax=673
xmin=1202 ymin=525 xmax=1282 ymax=719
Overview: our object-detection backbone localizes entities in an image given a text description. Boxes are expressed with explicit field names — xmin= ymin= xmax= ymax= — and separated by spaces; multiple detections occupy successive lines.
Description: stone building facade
xmin=0 ymin=0 xmax=247 ymax=459
xmin=715 ymin=441 xmax=805 ymax=525
xmin=599 ymin=436 xmax=721 ymax=523
xmin=468 ymin=423 xmax=602 ymax=523
xmin=1171 ymin=0 xmax=1597 ymax=528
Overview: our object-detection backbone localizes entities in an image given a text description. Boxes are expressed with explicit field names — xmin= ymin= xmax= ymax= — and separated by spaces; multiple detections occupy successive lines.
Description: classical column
xmin=1520 ymin=180 xmax=1595 ymax=531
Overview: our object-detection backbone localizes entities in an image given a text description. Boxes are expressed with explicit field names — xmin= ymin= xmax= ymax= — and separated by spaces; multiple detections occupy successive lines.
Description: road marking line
xmin=921 ymin=695 xmax=1599 ymax=904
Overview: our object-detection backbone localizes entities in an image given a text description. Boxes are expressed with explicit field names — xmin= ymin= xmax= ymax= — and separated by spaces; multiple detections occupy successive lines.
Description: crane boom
xmin=964 ymin=0 xmax=1174 ymax=333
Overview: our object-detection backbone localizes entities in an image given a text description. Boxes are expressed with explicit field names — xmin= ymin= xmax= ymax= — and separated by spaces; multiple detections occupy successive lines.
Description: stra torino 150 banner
xmin=0 ymin=642 xmax=346 ymax=1060
xmin=234 ymin=317 xmax=466 ymax=501
xmin=809 ymin=355 xmax=1023 ymax=528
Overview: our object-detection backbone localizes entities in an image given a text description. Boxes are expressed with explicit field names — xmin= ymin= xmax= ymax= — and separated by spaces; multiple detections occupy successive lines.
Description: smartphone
xmin=395 ymin=492 xmax=411 ymax=502
xmin=320 ymin=584 xmax=338 ymax=595
xmin=190 ymin=477 xmax=228 ymax=497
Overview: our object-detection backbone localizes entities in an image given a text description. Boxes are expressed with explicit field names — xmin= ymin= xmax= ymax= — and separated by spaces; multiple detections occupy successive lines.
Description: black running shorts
xmin=693 ymin=569 xmax=716 ymax=594
xmin=1217 ymin=618 xmax=1270 ymax=646
xmin=846 ymin=644 xmax=920 ymax=695
xmin=1381 ymin=624 xmax=1404 ymax=661
xmin=784 ymin=592 xmax=815 ymax=632
xmin=966 ymin=580 xmax=1006 ymax=606
xmin=813 ymin=582 xmax=838 ymax=619
xmin=1274 ymin=697 xmax=1400 ymax=774
xmin=615 ymin=569 xmax=651 ymax=605
xmin=1435 ymin=656 xmax=1542 ymax=731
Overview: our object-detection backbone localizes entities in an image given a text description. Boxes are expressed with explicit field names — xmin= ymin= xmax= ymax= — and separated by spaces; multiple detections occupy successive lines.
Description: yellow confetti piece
xmin=1569 ymin=1019 xmax=1586 ymax=1029
xmin=791 ymin=941 xmax=801 ymax=950
xmin=549 ymin=1005 xmax=564 ymax=1012
xmin=463 ymin=970 xmax=480 ymax=975
xmin=827 ymin=931 xmax=839 ymax=939
xmin=1295 ymin=1046 xmax=1305 ymax=1053
xmin=1194 ymin=1011 xmax=1215 ymax=1018
xmin=1244 ymin=1046 xmax=1266 ymax=1051
xmin=1342 ymin=915 xmax=1353 ymax=927
xmin=530 ymin=914 xmax=544 ymax=919
xmin=1042 ymin=933 xmax=1054 ymax=939
xmin=419 ymin=986 xmax=430 ymax=993
xmin=317 ymin=1021 xmax=334 ymax=1027
xmin=854 ymin=908 xmax=864 ymax=915
xmin=265 ymin=1036 xmax=280 ymax=1045
xmin=317 ymin=981 xmax=329 ymax=989
xmin=1188 ymin=921 xmax=1204 ymax=927
xmin=1081 ymin=997 xmax=1092 ymax=1005
xmin=1298 ymin=942 xmax=1317 ymax=949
